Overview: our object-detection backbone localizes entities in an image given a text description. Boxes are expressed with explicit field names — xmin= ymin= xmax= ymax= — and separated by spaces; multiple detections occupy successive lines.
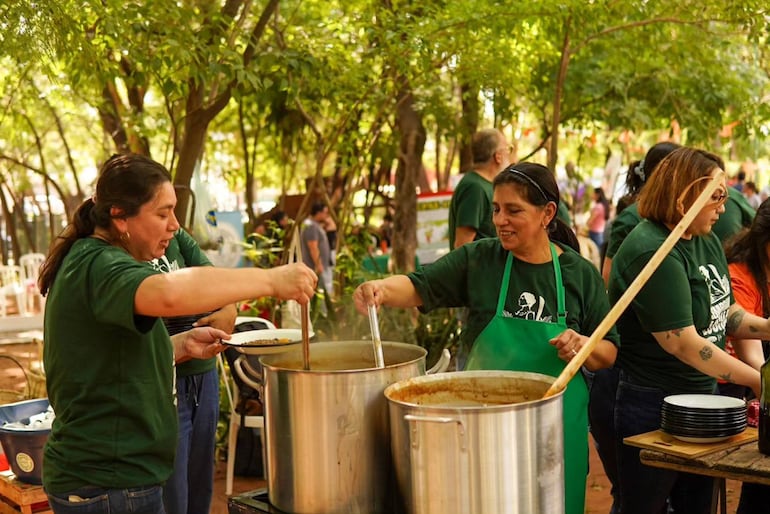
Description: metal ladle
xmin=301 ymin=303 xmax=311 ymax=370
xmin=367 ymin=304 xmax=385 ymax=368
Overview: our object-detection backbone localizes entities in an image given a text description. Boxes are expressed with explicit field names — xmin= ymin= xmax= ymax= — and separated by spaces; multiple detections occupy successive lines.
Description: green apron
xmin=465 ymin=244 xmax=588 ymax=514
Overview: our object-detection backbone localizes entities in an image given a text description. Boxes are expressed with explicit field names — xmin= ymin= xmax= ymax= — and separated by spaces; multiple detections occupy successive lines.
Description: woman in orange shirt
xmin=725 ymin=198 xmax=770 ymax=514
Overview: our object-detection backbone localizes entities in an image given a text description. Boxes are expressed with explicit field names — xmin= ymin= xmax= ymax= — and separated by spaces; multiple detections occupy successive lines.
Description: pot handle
xmin=427 ymin=349 xmax=451 ymax=374
xmin=233 ymin=355 xmax=264 ymax=397
xmin=404 ymin=414 xmax=466 ymax=451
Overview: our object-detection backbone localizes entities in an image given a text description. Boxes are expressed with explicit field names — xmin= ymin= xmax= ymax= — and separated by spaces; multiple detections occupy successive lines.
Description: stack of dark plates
xmin=660 ymin=394 xmax=747 ymax=443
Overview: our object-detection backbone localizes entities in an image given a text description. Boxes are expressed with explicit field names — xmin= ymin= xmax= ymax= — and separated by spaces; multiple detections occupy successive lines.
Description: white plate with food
xmin=223 ymin=328 xmax=312 ymax=355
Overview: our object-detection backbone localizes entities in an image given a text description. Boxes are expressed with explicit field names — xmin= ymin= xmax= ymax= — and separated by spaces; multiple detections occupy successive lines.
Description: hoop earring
xmin=120 ymin=231 xmax=131 ymax=242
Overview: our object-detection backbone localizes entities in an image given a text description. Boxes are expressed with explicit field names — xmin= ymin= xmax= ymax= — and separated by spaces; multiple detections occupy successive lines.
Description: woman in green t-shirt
xmin=354 ymin=162 xmax=619 ymax=514
xmin=38 ymin=154 xmax=316 ymax=514
xmin=602 ymin=141 xmax=681 ymax=285
xmin=604 ymin=147 xmax=770 ymax=514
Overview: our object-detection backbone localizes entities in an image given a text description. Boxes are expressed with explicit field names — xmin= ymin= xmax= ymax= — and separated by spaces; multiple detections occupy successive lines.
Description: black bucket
xmin=0 ymin=398 xmax=51 ymax=484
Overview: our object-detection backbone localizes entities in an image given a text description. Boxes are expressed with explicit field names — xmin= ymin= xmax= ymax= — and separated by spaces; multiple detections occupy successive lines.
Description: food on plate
xmin=241 ymin=338 xmax=292 ymax=346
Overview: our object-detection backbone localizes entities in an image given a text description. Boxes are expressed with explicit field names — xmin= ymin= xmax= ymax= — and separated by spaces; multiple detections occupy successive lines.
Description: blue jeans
xmin=589 ymin=231 xmax=604 ymax=249
xmin=47 ymin=485 xmax=164 ymax=514
xmin=614 ymin=372 xmax=714 ymax=514
xmin=588 ymin=366 xmax=620 ymax=514
xmin=162 ymin=368 xmax=219 ymax=514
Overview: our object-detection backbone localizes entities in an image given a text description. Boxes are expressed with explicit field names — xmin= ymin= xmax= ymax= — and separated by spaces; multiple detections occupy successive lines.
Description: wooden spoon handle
xmin=543 ymin=171 xmax=726 ymax=398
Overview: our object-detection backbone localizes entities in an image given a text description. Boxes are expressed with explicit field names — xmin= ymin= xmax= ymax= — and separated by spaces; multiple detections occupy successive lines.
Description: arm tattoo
xmin=699 ymin=346 xmax=713 ymax=361
xmin=666 ymin=328 xmax=685 ymax=339
xmin=725 ymin=309 xmax=745 ymax=335
xmin=718 ymin=373 xmax=734 ymax=384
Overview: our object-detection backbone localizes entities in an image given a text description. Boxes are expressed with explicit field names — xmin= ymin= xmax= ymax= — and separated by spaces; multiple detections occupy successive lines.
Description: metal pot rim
xmin=384 ymin=370 xmax=562 ymax=411
xmin=259 ymin=340 xmax=427 ymax=373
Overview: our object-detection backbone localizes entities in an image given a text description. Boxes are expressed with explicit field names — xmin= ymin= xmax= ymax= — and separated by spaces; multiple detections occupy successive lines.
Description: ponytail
xmin=549 ymin=217 xmax=580 ymax=253
xmin=39 ymin=198 xmax=97 ymax=295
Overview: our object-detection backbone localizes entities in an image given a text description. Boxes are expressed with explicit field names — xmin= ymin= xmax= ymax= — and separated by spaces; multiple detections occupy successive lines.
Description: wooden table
xmin=0 ymin=471 xmax=50 ymax=514
xmin=625 ymin=428 xmax=770 ymax=514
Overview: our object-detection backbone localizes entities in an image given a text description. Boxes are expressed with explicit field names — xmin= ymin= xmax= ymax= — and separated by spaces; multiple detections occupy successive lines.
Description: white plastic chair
xmin=0 ymin=265 xmax=27 ymax=316
xmin=19 ymin=253 xmax=46 ymax=313
xmin=221 ymin=315 xmax=274 ymax=495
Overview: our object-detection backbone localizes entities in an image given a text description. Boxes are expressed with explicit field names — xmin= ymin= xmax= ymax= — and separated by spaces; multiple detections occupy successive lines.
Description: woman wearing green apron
xmin=354 ymin=162 xmax=619 ymax=514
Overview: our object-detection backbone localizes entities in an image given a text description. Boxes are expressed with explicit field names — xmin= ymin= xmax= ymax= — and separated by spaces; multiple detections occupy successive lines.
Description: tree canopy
xmin=1 ymin=0 xmax=769 ymax=266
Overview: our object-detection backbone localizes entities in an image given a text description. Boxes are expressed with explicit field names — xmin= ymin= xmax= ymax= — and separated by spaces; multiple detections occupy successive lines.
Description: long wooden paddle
xmin=543 ymin=171 xmax=727 ymax=399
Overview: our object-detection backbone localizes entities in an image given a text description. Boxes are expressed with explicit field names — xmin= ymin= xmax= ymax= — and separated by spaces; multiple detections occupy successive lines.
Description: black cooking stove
xmin=228 ymin=488 xmax=280 ymax=514
xmin=228 ymin=488 xmax=405 ymax=514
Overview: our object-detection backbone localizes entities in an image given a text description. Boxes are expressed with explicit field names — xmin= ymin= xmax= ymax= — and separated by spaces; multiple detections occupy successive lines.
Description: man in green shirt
xmin=151 ymin=229 xmax=236 ymax=514
xmin=448 ymin=128 xmax=512 ymax=249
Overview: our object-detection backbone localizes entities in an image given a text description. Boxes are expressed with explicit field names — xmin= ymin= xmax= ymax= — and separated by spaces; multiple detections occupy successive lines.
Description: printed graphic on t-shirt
xmin=502 ymin=292 xmax=553 ymax=322
xmin=149 ymin=255 xmax=179 ymax=274
xmin=699 ymin=263 xmax=730 ymax=343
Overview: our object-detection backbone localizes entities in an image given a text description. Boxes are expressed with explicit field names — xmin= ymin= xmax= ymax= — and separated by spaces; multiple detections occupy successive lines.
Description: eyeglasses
xmin=675 ymin=175 xmax=728 ymax=216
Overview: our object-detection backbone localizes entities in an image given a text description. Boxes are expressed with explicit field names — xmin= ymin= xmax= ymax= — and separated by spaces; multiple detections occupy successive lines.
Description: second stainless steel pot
xmin=260 ymin=341 xmax=448 ymax=514
xmin=385 ymin=370 xmax=565 ymax=514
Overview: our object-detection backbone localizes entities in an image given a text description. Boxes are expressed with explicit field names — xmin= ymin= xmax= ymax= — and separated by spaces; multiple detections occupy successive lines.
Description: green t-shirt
xmin=447 ymin=171 xmax=495 ymax=250
xmin=556 ymin=201 xmax=573 ymax=227
xmin=607 ymin=188 xmax=755 ymax=259
xmin=712 ymin=186 xmax=755 ymax=243
xmin=609 ymin=220 xmax=733 ymax=394
xmin=407 ymin=238 xmax=619 ymax=358
xmin=43 ymin=238 xmax=176 ymax=492
xmin=605 ymin=203 xmax=640 ymax=260
xmin=150 ymin=229 xmax=216 ymax=377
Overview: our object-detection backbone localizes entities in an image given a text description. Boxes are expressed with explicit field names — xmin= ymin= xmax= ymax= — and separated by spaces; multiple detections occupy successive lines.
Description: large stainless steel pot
xmin=260 ymin=341 xmax=449 ymax=514
xmin=384 ymin=370 xmax=565 ymax=514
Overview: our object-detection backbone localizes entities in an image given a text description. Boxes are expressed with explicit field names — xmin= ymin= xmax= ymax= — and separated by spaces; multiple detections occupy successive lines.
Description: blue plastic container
xmin=0 ymin=398 xmax=50 ymax=484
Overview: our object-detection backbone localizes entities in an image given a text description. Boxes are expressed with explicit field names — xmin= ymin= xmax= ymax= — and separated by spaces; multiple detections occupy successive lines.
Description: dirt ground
xmin=0 ymin=339 xmax=742 ymax=513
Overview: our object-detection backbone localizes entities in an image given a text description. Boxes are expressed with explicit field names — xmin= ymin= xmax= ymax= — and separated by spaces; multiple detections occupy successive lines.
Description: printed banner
xmin=416 ymin=191 xmax=453 ymax=264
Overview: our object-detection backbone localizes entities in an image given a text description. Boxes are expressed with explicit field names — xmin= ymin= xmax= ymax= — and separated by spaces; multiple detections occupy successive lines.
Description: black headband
xmin=505 ymin=167 xmax=552 ymax=203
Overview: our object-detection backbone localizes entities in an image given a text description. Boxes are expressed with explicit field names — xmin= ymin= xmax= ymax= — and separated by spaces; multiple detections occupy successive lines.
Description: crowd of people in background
xmin=436 ymin=130 xmax=770 ymax=514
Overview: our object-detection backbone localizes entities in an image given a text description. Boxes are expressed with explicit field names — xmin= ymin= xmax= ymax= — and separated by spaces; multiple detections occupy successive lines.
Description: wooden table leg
xmin=709 ymin=478 xmax=727 ymax=514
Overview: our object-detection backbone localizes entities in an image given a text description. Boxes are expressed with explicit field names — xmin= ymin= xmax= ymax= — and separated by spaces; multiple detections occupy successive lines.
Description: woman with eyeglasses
xmin=354 ymin=162 xmax=618 ymax=514
xmin=602 ymin=147 xmax=768 ymax=514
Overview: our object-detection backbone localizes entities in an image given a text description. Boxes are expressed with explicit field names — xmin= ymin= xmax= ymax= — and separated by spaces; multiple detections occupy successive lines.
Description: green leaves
xmin=1 ymin=0 xmax=770 ymax=225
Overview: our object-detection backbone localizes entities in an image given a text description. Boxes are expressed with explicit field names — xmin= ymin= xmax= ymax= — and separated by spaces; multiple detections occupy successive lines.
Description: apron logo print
xmin=514 ymin=292 xmax=552 ymax=322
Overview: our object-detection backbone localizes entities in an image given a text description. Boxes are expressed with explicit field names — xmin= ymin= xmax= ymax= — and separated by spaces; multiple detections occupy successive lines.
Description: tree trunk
xmin=392 ymin=86 xmax=425 ymax=273
xmin=458 ymin=81 xmax=480 ymax=173
xmin=173 ymin=108 xmax=209 ymax=228
xmin=548 ymin=19 xmax=571 ymax=172
xmin=238 ymin=102 xmax=258 ymax=231
xmin=417 ymin=163 xmax=431 ymax=193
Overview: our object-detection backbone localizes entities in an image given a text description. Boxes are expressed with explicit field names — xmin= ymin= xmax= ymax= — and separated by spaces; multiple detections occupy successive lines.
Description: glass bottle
xmin=760 ymin=356 xmax=770 ymax=455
